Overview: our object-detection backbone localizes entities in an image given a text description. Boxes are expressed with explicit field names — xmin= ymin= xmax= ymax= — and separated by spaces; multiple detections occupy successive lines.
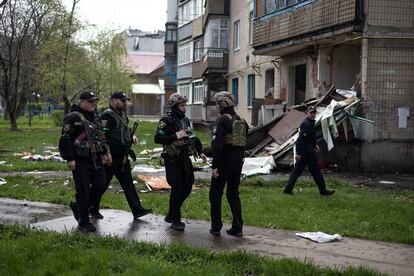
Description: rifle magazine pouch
xmin=75 ymin=141 xmax=90 ymax=158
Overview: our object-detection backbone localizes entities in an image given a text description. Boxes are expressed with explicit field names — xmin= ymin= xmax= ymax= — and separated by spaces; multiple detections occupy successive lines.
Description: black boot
xmin=78 ymin=221 xmax=96 ymax=233
xmin=321 ymin=189 xmax=335 ymax=196
xmin=226 ymin=228 xmax=243 ymax=237
xmin=89 ymin=210 xmax=104 ymax=219
xmin=171 ymin=221 xmax=185 ymax=231
xmin=133 ymin=208 xmax=152 ymax=220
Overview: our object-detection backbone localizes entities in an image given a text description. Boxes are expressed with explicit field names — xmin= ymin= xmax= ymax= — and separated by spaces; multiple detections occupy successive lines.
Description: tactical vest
xmin=223 ymin=114 xmax=247 ymax=147
xmin=71 ymin=111 xmax=106 ymax=157
xmin=163 ymin=112 xmax=194 ymax=160
xmin=103 ymin=109 xmax=131 ymax=146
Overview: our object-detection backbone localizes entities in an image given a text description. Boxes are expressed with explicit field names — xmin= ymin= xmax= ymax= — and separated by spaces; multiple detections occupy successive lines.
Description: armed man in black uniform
xmin=59 ymin=91 xmax=111 ymax=232
xmin=209 ymin=92 xmax=248 ymax=237
xmin=284 ymin=106 xmax=335 ymax=196
xmin=154 ymin=93 xmax=206 ymax=231
xmin=90 ymin=92 xmax=152 ymax=220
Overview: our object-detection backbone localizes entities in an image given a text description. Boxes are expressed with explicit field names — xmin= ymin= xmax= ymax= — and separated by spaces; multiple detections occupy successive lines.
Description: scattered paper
xmin=296 ymin=232 xmax=343 ymax=243
xmin=242 ymin=157 xmax=276 ymax=177
xmin=379 ymin=181 xmax=395 ymax=185
xmin=0 ymin=178 xmax=7 ymax=186
xmin=132 ymin=164 xmax=165 ymax=173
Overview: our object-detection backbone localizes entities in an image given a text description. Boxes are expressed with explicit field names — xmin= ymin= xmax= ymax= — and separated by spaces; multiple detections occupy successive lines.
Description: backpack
xmin=224 ymin=114 xmax=247 ymax=147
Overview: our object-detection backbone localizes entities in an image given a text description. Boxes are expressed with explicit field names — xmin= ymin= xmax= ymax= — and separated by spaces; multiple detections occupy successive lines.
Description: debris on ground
xmin=296 ymin=232 xmax=343 ymax=243
xmin=132 ymin=164 xmax=165 ymax=173
xmin=138 ymin=175 xmax=199 ymax=192
xmin=242 ymin=156 xmax=276 ymax=177
xmin=139 ymin=147 xmax=163 ymax=158
xmin=0 ymin=178 xmax=7 ymax=185
xmin=0 ymin=161 xmax=13 ymax=167
xmin=15 ymin=151 xmax=65 ymax=163
xmin=246 ymin=85 xmax=374 ymax=167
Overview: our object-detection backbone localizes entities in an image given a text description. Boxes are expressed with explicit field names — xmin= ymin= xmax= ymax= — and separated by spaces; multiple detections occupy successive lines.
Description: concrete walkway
xmin=1 ymin=197 xmax=414 ymax=276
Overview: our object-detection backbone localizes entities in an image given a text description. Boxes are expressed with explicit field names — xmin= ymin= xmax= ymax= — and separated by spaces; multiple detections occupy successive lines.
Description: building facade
xmin=122 ymin=29 xmax=166 ymax=117
xmin=252 ymin=0 xmax=414 ymax=173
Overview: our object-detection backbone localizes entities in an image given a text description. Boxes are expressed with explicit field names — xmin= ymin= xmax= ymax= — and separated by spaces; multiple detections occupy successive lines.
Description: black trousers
xmin=285 ymin=152 xmax=327 ymax=194
xmin=209 ymin=166 xmax=243 ymax=232
xmin=92 ymin=156 xmax=143 ymax=216
xmin=165 ymin=158 xmax=194 ymax=223
xmin=72 ymin=159 xmax=106 ymax=224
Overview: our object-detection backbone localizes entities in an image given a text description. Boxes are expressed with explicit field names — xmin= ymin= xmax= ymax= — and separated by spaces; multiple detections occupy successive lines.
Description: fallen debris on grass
xmin=296 ymin=232 xmax=343 ymax=243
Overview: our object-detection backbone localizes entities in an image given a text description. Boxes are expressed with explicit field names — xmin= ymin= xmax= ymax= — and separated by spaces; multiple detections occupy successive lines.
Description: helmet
xmin=168 ymin=93 xmax=187 ymax=107
xmin=214 ymin=91 xmax=235 ymax=108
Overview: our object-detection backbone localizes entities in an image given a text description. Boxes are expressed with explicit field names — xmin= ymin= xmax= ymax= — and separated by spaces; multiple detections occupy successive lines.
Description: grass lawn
xmin=0 ymin=118 xmax=209 ymax=171
xmin=1 ymin=175 xmax=413 ymax=245
xmin=0 ymin=225 xmax=380 ymax=275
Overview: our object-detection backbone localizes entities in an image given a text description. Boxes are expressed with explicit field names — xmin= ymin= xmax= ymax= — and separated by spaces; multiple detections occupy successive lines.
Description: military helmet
xmin=168 ymin=93 xmax=187 ymax=107
xmin=214 ymin=91 xmax=235 ymax=108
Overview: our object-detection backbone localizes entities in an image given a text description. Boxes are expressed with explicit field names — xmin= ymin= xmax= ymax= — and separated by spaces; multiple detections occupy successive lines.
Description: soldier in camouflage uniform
xmin=154 ymin=93 xmax=207 ymax=231
xmin=59 ymin=91 xmax=111 ymax=232
xmin=209 ymin=92 xmax=248 ymax=237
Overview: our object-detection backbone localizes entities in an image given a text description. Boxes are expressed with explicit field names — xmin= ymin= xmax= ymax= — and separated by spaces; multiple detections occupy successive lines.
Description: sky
xmin=62 ymin=0 xmax=167 ymax=33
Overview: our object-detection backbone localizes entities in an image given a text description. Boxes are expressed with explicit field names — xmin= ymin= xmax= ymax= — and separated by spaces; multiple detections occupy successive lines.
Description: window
xmin=204 ymin=19 xmax=229 ymax=49
xmin=178 ymin=83 xmax=192 ymax=103
xmin=178 ymin=41 xmax=193 ymax=65
xmin=192 ymin=81 xmax=204 ymax=103
xmin=231 ymin=78 xmax=239 ymax=106
xmin=178 ymin=0 xmax=204 ymax=27
xmin=256 ymin=0 xmax=308 ymax=17
xmin=248 ymin=12 xmax=253 ymax=44
xmin=166 ymin=25 xmax=177 ymax=42
xmin=233 ymin=20 xmax=240 ymax=51
xmin=247 ymin=74 xmax=255 ymax=107
xmin=194 ymin=41 xmax=201 ymax=62
xmin=194 ymin=0 xmax=204 ymax=18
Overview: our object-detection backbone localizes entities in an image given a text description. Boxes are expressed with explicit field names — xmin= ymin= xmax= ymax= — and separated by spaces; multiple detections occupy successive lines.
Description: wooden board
xmin=267 ymin=110 xmax=306 ymax=145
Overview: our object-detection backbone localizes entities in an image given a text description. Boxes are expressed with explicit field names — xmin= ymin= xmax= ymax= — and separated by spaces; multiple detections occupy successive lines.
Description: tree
xmin=0 ymin=0 xmax=57 ymax=130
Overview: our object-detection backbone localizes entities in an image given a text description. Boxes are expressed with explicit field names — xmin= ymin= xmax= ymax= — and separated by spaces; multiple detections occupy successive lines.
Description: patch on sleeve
xmin=63 ymin=124 xmax=71 ymax=132
xmin=102 ymin=120 xmax=108 ymax=127
xmin=158 ymin=121 xmax=166 ymax=129
xmin=74 ymin=122 xmax=83 ymax=126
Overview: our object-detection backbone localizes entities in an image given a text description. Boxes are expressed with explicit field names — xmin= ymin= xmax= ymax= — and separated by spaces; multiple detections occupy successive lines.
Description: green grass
xmin=0 ymin=225 xmax=381 ymax=275
xmin=0 ymin=119 xmax=209 ymax=171
xmin=1 ymin=175 xmax=413 ymax=244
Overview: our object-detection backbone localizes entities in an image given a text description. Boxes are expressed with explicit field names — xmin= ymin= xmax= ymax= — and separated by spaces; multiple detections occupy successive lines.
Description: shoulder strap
xmin=105 ymin=108 xmax=128 ymax=128
xmin=71 ymin=111 xmax=86 ymax=122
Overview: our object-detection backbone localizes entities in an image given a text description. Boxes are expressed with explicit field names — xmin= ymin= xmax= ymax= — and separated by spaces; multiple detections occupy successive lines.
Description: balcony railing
xmin=253 ymin=0 xmax=362 ymax=50
xmin=201 ymin=48 xmax=228 ymax=74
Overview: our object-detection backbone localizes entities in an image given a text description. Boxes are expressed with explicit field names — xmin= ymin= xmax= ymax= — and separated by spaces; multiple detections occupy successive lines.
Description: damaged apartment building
xmin=165 ymin=0 xmax=413 ymax=173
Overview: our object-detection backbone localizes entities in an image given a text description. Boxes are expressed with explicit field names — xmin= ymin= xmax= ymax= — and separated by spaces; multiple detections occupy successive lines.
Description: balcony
xmin=201 ymin=48 xmax=228 ymax=75
xmin=253 ymin=0 xmax=363 ymax=55
xmin=186 ymin=104 xmax=203 ymax=122
xmin=178 ymin=22 xmax=192 ymax=41
xmin=177 ymin=63 xmax=192 ymax=80
xmin=203 ymin=0 xmax=230 ymax=27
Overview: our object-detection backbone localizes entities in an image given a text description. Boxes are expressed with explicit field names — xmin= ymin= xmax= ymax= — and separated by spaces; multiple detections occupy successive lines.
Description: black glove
xmin=129 ymin=149 xmax=137 ymax=162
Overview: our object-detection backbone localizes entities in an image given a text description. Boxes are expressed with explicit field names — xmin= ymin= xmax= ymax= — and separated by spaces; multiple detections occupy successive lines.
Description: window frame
xmin=192 ymin=80 xmax=204 ymax=104
xmin=178 ymin=41 xmax=193 ymax=66
xmin=231 ymin=78 xmax=239 ymax=106
xmin=247 ymin=74 xmax=256 ymax=107
xmin=233 ymin=20 xmax=240 ymax=51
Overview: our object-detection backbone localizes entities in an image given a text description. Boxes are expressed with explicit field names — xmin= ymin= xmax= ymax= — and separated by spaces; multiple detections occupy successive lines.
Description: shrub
xmin=51 ymin=110 xmax=64 ymax=127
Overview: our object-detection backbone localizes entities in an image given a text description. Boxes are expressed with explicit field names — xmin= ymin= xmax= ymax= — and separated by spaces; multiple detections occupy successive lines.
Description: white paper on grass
xmin=296 ymin=232 xmax=343 ymax=243
xmin=242 ymin=157 xmax=276 ymax=177
xmin=132 ymin=164 xmax=165 ymax=173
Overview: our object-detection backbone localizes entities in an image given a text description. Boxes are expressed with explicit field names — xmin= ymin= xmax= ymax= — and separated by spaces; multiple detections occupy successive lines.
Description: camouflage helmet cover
xmin=168 ymin=93 xmax=187 ymax=107
xmin=214 ymin=91 xmax=235 ymax=108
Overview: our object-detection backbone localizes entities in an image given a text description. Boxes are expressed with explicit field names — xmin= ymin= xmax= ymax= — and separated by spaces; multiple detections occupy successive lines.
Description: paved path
xmin=1 ymin=198 xmax=413 ymax=275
